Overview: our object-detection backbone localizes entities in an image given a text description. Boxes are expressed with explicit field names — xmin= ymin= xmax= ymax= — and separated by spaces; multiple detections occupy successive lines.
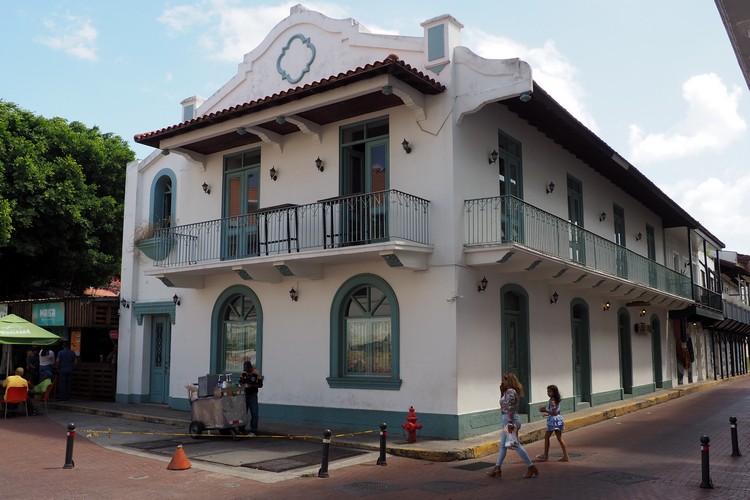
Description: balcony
xmin=139 ymin=190 xmax=431 ymax=285
xmin=464 ymin=195 xmax=692 ymax=300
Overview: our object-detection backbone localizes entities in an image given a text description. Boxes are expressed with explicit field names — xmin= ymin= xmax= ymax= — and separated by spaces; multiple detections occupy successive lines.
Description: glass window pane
xmin=225 ymin=153 xmax=243 ymax=171
xmin=222 ymin=321 xmax=257 ymax=373
xmin=343 ymin=284 xmax=392 ymax=377
xmin=342 ymin=124 xmax=365 ymax=144
xmin=366 ymin=118 xmax=389 ymax=138
xmin=243 ymin=150 xmax=261 ymax=167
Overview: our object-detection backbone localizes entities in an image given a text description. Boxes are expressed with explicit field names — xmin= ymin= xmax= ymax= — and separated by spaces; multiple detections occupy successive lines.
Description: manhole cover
xmin=341 ymin=482 xmax=391 ymax=493
xmin=589 ymin=471 xmax=655 ymax=485
xmin=418 ymin=481 xmax=483 ymax=493
xmin=454 ymin=461 xmax=495 ymax=471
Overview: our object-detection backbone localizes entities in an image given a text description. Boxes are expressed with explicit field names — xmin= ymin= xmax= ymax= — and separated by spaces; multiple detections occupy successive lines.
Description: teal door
xmin=618 ymin=309 xmax=633 ymax=395
xmin=501 ymin=287 xmax=530 ymax=414
xmin=149 ymin=315 xmax=171 ymax=404
xmin=567 ymin=175 xmax=585 ymax=265
xmin=651 ymin=316 xmax=663 ymax=388
xmin=613 ymin=204 xmax=627 ymax=278
xmin=341 ymin=138 xmax=389 ymax=244
xmin=571 ymin=302 xmax=592 ymax=405
xmin=497 ymin=130 xmax=524 ymax=244
xmin=222 ymin=151 xmax=260 ymax=259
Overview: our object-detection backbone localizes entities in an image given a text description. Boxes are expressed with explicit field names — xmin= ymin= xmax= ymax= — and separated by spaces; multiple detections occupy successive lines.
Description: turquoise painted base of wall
xmin=114 ymin=380 xmax=670 ymax=440
xmin=591 ymin=388 xmax=626 ymax=406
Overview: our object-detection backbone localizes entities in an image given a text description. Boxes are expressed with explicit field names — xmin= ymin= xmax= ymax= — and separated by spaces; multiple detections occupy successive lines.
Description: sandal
xmin=558 ymin=456 xmax=570 ymax=462
xmin=535 ymin=454 xmax=548 ymax=461
xmin=486 ymin=466 xmax=502 ymax=477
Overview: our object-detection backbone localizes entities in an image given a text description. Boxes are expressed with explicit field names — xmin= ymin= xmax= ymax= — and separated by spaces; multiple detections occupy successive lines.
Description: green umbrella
xmin=0 ymin=314 xmax=60 ymax=346
xmin=0 ymin=314 xmax=60 ymax=377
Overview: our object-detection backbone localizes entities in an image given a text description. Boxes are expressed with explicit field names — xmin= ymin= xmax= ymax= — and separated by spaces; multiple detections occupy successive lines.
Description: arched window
xmin=151 ymin=169 xmax=176 ymax=227
xmin=328 ymin=274 xmax=401 ymax=389
xmin=211 ymin=286 xmax=262 ymax=375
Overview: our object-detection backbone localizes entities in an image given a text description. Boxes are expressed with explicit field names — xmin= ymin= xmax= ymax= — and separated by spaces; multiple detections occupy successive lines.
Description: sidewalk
xmin=46 ymin=376 xmax=733 ymax=461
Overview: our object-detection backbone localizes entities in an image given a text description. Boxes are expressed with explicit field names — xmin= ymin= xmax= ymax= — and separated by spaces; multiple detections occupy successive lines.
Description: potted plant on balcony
xmin=133 ymin=219 xmax=175 ymax=260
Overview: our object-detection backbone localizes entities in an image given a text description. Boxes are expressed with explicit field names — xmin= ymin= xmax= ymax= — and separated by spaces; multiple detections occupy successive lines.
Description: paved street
xmin=3 ymin=376 xmax=750 ymax=499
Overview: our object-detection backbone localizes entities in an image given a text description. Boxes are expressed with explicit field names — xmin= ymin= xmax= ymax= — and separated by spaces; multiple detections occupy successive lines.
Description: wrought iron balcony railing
xmin=464 ymin=195 xmax=693 ymax=300
xmin=141 ymin=190 xmax=429 ymax=267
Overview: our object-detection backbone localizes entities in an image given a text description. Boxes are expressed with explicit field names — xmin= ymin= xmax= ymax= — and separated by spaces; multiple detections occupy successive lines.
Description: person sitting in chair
xmin=2 ymin=367 xmax=37 ymax=415
xmin=31 ymin=374 xmax=53 ymax=397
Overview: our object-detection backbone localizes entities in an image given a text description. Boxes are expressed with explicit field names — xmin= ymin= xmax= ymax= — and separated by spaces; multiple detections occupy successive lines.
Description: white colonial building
xmin=118 ymin=5 xmax=733 ymax=439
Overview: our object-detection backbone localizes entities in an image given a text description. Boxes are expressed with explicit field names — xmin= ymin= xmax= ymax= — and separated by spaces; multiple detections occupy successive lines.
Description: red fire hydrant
xmin=401 ymin=406 xmax=423 ymax=443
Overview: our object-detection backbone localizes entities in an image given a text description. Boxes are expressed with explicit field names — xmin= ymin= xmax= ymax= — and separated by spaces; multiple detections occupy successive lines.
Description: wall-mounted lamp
xmin=202 ymin=182 xmax=211 ymax=195
xmin=478 ymin=276 xmax=488 ymax=292
xmin=275 ymin=116 xmax=286 ymax=125
xmin=635 ymin=232 xmax=642 ymax=241
xmin=315 ymin=157 xmax=324 ymax=172
xmin=381 ymin=85 xmax=393 ymax=96
xmin=602 ymin=301 xmax=611 ymax=311
xmin=269 ymin=166 xmax=278 ymax=181
xmin=289 ymin=287 xmax=298 ymax=302
xmin=599 ymin=212 xmax=607 ymax=222
xmin=402 ymin=139 xmax=412 ymax=154
xmin=519 ymin=91 xmax=532 ymax=102
xmin=639 ymin=308 xmax=647 ymax=317
xmin=172 ymin=294 xmax=180 ymax=306
xmin=236 ymin=127 xmax=247 ymax=135
xmin=120 ymin=299 xmax=129 ymax=309
xmin=550 ymin=292 xmax=559 ymax=304
xmin=546 ymin=182 xmax=555 ymax=194
xmin=488 ymin=149 xmax=499 ymax=164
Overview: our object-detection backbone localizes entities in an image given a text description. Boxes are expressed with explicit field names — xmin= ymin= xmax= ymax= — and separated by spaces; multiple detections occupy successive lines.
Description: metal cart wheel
xmin=189 ymin=421 xmax=204 ymax=439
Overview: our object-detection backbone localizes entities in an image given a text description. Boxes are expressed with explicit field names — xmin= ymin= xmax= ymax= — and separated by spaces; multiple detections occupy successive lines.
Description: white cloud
xmin=159 ymin=1 xmax=349 ymax=63
xmin=464 ymin=28 xmax=598 ymax=132
xmin=663 ymin=174 xmax=750 ymax=250
xmin=628 ymin=74 xmax=746 ymax=164
xmin=35 ymin=13 xmax=98 ymax=62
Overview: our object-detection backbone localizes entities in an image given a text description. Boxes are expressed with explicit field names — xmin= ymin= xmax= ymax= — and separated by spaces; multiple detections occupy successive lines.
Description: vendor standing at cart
xmin=240 ymin=361 xmax=263 ymax=436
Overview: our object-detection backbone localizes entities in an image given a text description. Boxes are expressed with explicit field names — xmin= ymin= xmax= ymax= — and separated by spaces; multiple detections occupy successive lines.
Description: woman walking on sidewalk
xmin=536 ymin=384 xmax=570 ymax=462
xmin=486 ymin=372 xmax=538 ymax=479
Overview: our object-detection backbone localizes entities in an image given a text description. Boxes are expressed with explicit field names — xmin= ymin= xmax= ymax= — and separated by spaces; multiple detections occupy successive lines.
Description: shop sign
xmin=32 ymin=302 xmax=65 ymax=326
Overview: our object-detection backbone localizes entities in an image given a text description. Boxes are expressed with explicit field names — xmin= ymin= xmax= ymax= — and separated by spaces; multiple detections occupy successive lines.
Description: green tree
xmin=0 ymin=101 xmax=134 ymax=298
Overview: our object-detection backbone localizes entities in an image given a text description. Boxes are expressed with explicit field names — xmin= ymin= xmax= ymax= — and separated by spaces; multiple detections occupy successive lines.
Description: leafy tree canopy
xmin=0 ymin=100 xmax=134 ymax=299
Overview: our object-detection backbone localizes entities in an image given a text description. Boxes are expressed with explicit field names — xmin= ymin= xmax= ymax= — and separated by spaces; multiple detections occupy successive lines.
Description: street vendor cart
xmin=189 ymin=394 xmax=247 ymax=440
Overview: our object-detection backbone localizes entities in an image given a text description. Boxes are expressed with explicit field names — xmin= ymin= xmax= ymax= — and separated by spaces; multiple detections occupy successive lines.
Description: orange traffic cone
xmin=167 ymin=444 xmax=192 ymax=470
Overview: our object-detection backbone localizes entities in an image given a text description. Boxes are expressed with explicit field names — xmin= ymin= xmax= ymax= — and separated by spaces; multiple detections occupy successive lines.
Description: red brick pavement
xmin=3 ymin=376 xmax=750 ymax=499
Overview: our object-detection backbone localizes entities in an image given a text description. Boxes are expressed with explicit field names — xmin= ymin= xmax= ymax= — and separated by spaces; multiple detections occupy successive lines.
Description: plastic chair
xmin=1 ymin=386 xmax=29 ymax=419
xmin=32 ymin=378 xmax=56 ymax=414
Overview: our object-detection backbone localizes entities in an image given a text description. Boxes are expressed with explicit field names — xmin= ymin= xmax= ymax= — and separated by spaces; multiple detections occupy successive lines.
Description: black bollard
xmin=700 ymin=435 xmax=713 ymax=489
xmin=318 ymin=429 xmax=332 ymax=478
xmin=63 ymin=423 xmax=76 ymax=469
xmin=377 ymin=422 xmax=388 ymax=466
xmin=730 ymin=416 xmax=742 ymax=457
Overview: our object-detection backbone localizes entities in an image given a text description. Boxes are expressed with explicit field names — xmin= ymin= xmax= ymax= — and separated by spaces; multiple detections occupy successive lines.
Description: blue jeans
xmin=59 ymin=370 xmax=73 ymax=401
xmin=495 ymin=413 xmax=533 ymax=467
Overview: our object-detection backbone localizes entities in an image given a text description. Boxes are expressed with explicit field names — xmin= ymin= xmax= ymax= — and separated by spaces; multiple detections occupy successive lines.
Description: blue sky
xmin=3 ymin=1 xmax=749 ymax=253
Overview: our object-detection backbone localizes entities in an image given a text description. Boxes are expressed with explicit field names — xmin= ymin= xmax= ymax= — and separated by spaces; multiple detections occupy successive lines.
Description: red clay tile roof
xmin=135 ymin=55 xmax=445 ymax=147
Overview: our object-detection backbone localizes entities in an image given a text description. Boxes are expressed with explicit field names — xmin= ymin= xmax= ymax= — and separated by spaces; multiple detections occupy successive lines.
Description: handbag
xmin=504 ymin=424 xmax=519 ymax=449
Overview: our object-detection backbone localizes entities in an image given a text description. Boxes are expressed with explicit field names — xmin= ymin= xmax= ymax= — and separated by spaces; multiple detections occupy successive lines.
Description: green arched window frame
xmin=328 ymin=274 xmax=401 ymax=390
xmin=210 ymin=285 xmax=263 ymax=376
xmin=150 ymin=168 xmax=176 ymax=227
